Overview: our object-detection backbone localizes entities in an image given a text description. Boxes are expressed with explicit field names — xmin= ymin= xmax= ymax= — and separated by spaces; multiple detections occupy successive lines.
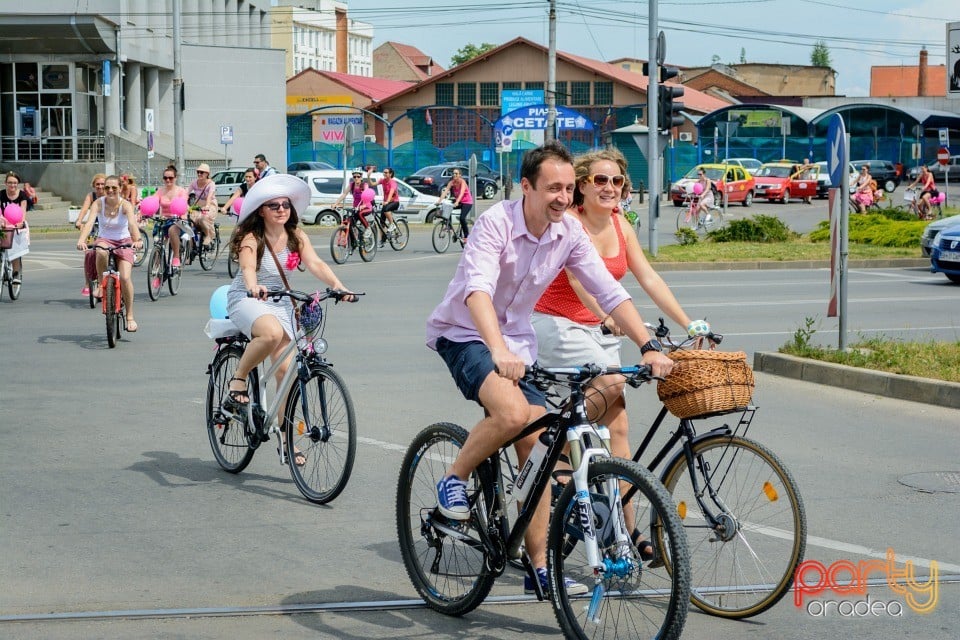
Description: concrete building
xmin=0 ymin=3 xmax=288 ymax=204
xmin=271 ymin=1 xmax=373 ymax=78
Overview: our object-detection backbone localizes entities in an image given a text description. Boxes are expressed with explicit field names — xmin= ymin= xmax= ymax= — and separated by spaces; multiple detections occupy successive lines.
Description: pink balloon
xmin=3 ymin=203 xmax=24 ymax=225
xmin=360 ymin=187 xmax=376 ymax=205
xmin=692 ymin=182 xmax=704 ymax=195
xmin=232 ymin=196 xmax=243 ymax=216
xmin=169 ymin=197 xmax=189 ymax=217
xmin=139 ymin=195 xmax=160 ymax=217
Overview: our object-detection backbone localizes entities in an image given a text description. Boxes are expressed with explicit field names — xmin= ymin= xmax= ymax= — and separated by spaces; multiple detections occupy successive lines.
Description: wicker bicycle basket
xmin=0 ymin=226 xmax=14 ymax=250
xmin=656 ymin=350 xmax=755 ymax=419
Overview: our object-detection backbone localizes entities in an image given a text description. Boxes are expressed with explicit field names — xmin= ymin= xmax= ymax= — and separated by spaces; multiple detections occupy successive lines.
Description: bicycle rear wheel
xmin=147 ymin=246 xmax=163 ymax=301
xmin=702 ymin=209 xmax=724 ymax=232
xmin=432 ymin=221 xmax=452 ymax=253
xmin=329 ymin=226 xmax=350 ymax=264
xmin=388 ymin=219 xmax=409 ymax=251
xmin=659 ymin=434 xmax=806 ymax=618
xmin=396 ymin=422 xmax=497 ymax=616
xmin=206 ymin=344 xmax=258 ymax=473
xmin=283 ymin=364 xmax=357 ymax=504
xmin=549 ymin=458 xmax=690 ymax=640
xmin=105 ymin=277 xmax=118 ymax=348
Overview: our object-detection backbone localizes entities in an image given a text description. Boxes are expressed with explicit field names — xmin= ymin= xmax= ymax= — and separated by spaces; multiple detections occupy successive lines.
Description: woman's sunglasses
xmin=264 ymin=201 xmax=292 ymax=211
xmin=586 ymin=173 xmax=625 ymax=188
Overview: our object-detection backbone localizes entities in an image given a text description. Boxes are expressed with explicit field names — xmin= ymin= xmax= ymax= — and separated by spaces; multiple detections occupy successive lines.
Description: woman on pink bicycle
xmin=907 ymin=165 xmax=938 ymax=219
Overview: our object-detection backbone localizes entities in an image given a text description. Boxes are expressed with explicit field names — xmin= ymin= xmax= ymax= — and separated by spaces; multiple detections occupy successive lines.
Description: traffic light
xmin=657 ymin=65 xmax=684 ymax=132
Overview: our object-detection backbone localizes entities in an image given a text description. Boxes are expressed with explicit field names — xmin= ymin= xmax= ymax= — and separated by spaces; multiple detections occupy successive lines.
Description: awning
xmin=0 ymin=15 xmax=117 ymax=56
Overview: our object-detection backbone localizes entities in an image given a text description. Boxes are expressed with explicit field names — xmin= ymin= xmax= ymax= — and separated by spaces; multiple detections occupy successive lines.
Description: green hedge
xmin=809 ymin=214 xmax=926 ymax=248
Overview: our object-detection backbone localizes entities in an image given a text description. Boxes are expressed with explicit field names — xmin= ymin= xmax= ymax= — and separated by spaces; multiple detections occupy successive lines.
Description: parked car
xmin=721 ymin=158 xmax=763 ymax=175
xmin=405 ymin=164 xmax=499 ymax=200
xmin=211 ymin=167 xmax=250 ymax=205
xmin=929 ymin=224 xmax=960 ymax=283
xmin=813 ymin=161 xmax=857 ymax=199
xmin=437 ymin=161 xmax=502 ymax=186
xmin=921 ymin=214 xmax=960 ymax=257
xmin=669 ymin=164 xmax=755 ymax=207
xmin=908 ymin=156 xmax=960 ymax=180
xmin=287 ymin=161 xmax=336 ymax=173
xmin=752 ymin=162 xmax=819 ymax=203
xmin=851 ymin=160 xmax=900 ymax=192
xmin=298 ymin=170 xmax=441 ymax=226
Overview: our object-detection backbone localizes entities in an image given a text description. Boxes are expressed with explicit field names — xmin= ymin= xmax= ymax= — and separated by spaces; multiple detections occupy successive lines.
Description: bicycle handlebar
xmin=246 ymin=287 xmax=364 ymax=304
xmin=642 ymin=317 xmax=723 ymax=351
xmin=518 ymin=362 xmax=659 ymax=388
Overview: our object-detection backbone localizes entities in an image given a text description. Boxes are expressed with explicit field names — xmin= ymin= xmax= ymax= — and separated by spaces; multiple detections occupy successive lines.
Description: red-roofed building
xmin=368 ymin=37 xmax=731 ymax=148
xmin=374 ymin=42 xmax=446 ymax=82
xmin=871 ymin=49 xmax=947 ymax=97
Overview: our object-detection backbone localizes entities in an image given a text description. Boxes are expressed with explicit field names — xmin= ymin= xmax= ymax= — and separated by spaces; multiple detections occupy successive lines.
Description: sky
xmin=337 ymin=0 xmax=959 ymax=98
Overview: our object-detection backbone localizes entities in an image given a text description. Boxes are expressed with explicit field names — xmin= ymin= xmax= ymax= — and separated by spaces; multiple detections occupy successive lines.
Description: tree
xmin=740 ymin=48 xmax=747 ymax=64
xmin=711 ymin=54 xmax=721 ymax=65
xmin=811 ymin=40 xmax=832 ymax=68
xmin=450 ymin=43 xmax=497 ymax=66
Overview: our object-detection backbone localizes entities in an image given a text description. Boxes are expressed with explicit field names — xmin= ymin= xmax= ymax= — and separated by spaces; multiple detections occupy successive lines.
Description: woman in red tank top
xmin=532 ymin=149 xmax=708 ymax=550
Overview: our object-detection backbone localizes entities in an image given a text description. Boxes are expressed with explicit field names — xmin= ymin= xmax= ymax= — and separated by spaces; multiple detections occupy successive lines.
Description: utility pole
xmin=173 ymin=0 xmax=185 ymax=175
xmin=647 ymin=0 xmax=659 ymax=255
xmin=545 ymin=0 xmax=557 ymax=143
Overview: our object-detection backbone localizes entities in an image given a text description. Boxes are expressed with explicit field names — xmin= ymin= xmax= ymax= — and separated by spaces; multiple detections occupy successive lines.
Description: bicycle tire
xmin=389 ymin=218 xmax=409 ymax=251
xmin=432 ymin=222 xmax=452 ymax=253
xmin=396 ymin=422 xmax=497 ymax=616
xmin=549 ymin=458 xmax=690 ymax=640
xmin=105 ymin=276 xmax=118 ymax=348
xmin=8 ymin=265 xmax=21 ymax=300
xmin=283 ymin=363 xmax=357 ymax=504
xmin=676 ymin=209 xmax=697 ymax=232
xmin=359 ymin=226 xmax=377 ymax=262
xmin=199 ymin=230 xmax=220 ymax=271
xmin=133 ymin=230 xmax=149 ymax=267
xmin=206 ymin=345 xmax=258 ymax=473
xmin=702 ymin=209 xmax=724 ymax=232
xmin=330 ymin=226 xmax=350 ymax=264
xmin=88 ymin=277 xmax=96 ymax=308
xmin=658 ymin=434 xmax=806 ymax=619
xmin=146 ymin=246 xmax=163 ymax=301
xmin=168 ymin=244 xmax=184 ymax=295
xmin=227 ymin=248 xmax=239 ymax=278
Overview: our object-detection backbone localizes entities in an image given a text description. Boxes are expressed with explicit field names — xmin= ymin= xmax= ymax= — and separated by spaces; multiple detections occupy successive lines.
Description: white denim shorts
xmin=532 ymin=311 xmax=622 ymax=369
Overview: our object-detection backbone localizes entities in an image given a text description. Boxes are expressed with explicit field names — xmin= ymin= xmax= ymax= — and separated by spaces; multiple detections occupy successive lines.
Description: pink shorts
xmin=94 ymin=238 xmax=135 ymax=265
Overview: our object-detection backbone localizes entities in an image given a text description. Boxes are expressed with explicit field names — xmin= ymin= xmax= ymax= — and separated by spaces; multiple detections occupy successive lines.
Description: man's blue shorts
xmin=436 ymin=337 xmax=546 ymax=408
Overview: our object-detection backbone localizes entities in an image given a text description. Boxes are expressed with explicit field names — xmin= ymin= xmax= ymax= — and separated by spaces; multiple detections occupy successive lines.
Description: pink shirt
xmin=450 ymin=179 xmax=473 ymax=205
xmin=426 ymin=198 xmax=631 ymax=364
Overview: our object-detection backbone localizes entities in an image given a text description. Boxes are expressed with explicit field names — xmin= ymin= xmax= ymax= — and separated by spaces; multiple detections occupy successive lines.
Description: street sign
xmin=144 ymin=109 xmax=155 ymax=133
xmin=938 ymin=147 xmax=950 ymax=165
xmin=939 ymin=128 xmax=950 ymax=146
xmin=220 ymin=125 xmax=234 ymax=145
xmin=826 ymin=114 xmax=846 ymax=189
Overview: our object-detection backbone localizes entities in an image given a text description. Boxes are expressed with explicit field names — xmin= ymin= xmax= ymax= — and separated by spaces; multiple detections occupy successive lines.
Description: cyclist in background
xmin=74 ymin=173 xmax=107 ymax=296
xmin=156 ymin=165 xmax=190 ymax=268
xmin=222 ymin=168 xmax=256 ymax=215
xmin=425 ymin=141 xmax=673 ymax=595
xmin=333 ymin=169 xmax=370 ymax=210
xmin=371 ymin=167 xmax=399 ymax=246
xmin=437 ymin=168 xmax=473 ymax=241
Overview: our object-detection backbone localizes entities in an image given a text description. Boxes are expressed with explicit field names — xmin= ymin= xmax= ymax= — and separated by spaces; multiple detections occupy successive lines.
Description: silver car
xmin=298 ymin=170 xmax=442 ymax=226
xmin=921 ymin=214 xmax=960 ymax=257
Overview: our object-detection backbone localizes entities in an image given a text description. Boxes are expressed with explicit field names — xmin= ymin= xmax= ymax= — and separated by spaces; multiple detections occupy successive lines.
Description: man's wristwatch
xmin=640 ymin=339 xmax=663 ymax=356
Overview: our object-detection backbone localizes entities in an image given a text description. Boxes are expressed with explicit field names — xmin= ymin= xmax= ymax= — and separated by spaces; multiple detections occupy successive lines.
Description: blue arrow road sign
xmin=827 ymin=114 xmax=846 ymax=188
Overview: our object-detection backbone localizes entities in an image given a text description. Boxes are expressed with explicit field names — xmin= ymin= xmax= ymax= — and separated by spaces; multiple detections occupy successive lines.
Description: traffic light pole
xmin=647 ymin=0 xmax=660 ymax=255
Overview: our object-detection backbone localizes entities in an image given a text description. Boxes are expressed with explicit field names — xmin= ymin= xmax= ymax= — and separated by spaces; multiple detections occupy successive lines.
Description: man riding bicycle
xmin=425 ymin=141 xmax=673 ymax=595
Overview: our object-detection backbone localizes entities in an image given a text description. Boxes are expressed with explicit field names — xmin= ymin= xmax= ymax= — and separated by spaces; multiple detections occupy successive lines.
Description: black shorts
xmin=435 ymin=337 xmax=546 ymax=408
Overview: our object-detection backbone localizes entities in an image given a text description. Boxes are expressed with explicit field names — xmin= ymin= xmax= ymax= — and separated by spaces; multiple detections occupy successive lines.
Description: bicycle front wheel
xmin=206 ymin=345 xmax=258 ymax=473
xmin=396 ymin=422 xmax=497 ymax=617
xmin=105 ymin=277 xmax=118 ymax=348
xmin=199 ymin=230 xmax=220 ymax=271
xmin=549 ymin=458 xmax=690 ymax=640
xmin=168 ymin=245 xmax=184 ymax=295
xmin=146 ymin=246 xmax=163 ymax=301
xmin=330 ymin=226 xmax=350 ymax=264
xmin=676 ymin=208 xmax=697 ymax=231
xmin=659 ymin=434 xmax=806 ymax=618
xmin=359 ymin=226 xmax=377 ymax=262
xmin=283 ymin=364 xmax=357 ymax=504
xmin=388 ymin=218 xmax=409 ymax=251
xmin=432 ymin=221 xmax=452 ymax=253
xmin=133 ymin=230 xmax=149 ymax=267
xmin=8 ymin=266 xmax=20 ymax=300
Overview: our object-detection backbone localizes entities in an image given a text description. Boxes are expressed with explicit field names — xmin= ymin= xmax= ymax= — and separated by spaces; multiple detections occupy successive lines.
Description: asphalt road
xmin=1 ymin=228 xmax=958 ymax=639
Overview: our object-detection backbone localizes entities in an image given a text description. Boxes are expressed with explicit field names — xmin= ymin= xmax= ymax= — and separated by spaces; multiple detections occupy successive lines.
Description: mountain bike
xmin=146 ymin=217 xmax=185 ymax=301
xmin=370 ymin=204 xmax=409 ymax=251
xmin=329 ymin=208 xmax=377 ymax=264
xmin=397 ymin=363 xmax=691 ymax=640
xmin=431 ymin=201 xmax=467 ymax=253
xmin=94 ymin=244 xmax=134 ymax=348
xmin=205 ymin=288 xmax=360 ymax=504
xmin=630 ymin=319 xmax=806 ymax=619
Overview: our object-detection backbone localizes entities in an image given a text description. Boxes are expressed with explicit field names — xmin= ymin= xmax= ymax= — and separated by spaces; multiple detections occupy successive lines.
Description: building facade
xmin=0 ymin=2 xmax=287 ymax=203
xmin=271 ymin=1 xmax=373 ymax=78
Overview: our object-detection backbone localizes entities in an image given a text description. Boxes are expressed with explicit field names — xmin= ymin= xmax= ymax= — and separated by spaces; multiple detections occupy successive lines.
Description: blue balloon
xmin=209 ymin=285 xmax=230 ymax=319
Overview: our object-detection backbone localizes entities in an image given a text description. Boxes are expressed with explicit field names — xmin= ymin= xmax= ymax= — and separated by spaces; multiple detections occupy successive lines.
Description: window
xmin=525 ymin=81 xmax=544 ymax=91
xmin=435 ymin=83 xmax=454 ymax=106
xmin=593 ymin=81 xmax=613 ymax=105
xmin=502 ymin=81 xmax=521 ymax=91
xmin=571 ymin=81 xmax=591 ymax=105
xmin=457 ymin=83 xmax=476 ymax=106
xmin=480 ymin=82 xmax=499 ymax=106
xmin=554 ymin=81 xmax=568 ymax=106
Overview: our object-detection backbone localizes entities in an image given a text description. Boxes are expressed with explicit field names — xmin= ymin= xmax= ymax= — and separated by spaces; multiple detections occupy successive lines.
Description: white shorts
xmin=227 ymin=297 xmax=295 ymax=342
xmin=532 ymin=312 xmax=622 ymax=369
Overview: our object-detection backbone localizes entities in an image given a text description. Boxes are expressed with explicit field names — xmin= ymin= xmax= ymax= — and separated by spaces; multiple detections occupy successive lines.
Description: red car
xmin=753 ymin=162 xmax=819 ymax=203
xmin=670 ymin=164 xmax=756 ymax=207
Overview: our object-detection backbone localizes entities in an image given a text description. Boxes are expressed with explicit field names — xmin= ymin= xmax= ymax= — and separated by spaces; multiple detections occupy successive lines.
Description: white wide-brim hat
xmin=238 ymin=174 xmax=310 ymax=223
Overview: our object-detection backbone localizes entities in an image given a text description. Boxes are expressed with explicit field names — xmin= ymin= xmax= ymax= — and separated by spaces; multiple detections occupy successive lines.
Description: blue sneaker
xmin=436 ymin=474 xmax=470 ymax=520
xmin=523 ymin=566 xmax=588 ymax=596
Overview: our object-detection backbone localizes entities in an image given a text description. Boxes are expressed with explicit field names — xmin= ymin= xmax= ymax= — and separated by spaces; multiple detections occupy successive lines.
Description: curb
xmin=651 ymin=258 xmax=930 ymax=270
xmin=754 ymin=352 xmax=960 ymax=410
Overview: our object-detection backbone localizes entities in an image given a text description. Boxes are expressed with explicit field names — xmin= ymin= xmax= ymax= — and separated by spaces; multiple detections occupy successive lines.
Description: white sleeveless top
xmin=97 ymin=197 xmax=132 ymax=241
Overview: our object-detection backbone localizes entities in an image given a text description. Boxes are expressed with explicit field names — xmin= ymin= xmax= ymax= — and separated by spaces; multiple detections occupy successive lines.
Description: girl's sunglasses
xmin=586 ymin=173 xmax=625 ymax=188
